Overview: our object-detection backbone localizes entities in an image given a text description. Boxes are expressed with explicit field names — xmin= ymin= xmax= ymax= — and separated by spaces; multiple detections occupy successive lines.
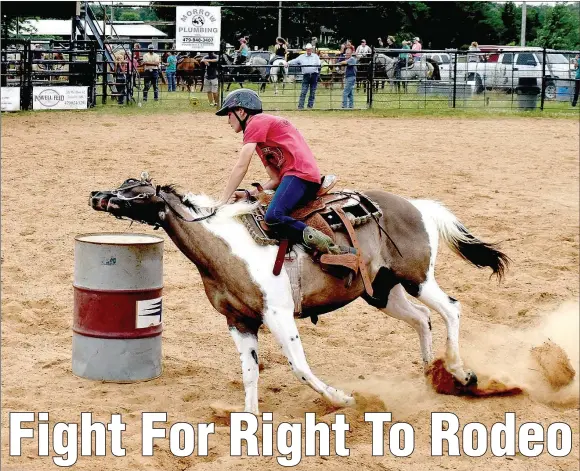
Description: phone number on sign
xmin=182 ymin=37 xmax=215 ymax=44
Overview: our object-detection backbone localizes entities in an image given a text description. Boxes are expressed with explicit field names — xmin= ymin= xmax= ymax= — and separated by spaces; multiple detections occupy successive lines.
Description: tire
xmin=545 ymin=81 xmax=556 ymax=100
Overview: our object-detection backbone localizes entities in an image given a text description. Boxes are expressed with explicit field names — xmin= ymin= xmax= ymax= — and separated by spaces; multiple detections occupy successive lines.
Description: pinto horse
xmin=90 ymin=174 xmax=509 ymax=413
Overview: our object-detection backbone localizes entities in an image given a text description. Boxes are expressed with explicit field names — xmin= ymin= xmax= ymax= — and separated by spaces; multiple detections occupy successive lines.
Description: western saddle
xmin=239 ymin=175 xmax=382 ymax=297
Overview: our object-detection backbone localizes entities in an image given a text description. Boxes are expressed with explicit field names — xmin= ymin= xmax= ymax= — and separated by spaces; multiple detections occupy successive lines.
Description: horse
xmin=176 ymin=53 xmax=203 ymax=93
xmin=90 ymin=173 xmax=510 ymax=414
xmin=373 ymin=53 xmax=394 ymax=90
xmin=269 ymin=58 xmax=289 ymax=94
xmin=221 ymin=53 xmax=268 ymax=92
xmin=383 ymin=55 xmax=434 ymax=93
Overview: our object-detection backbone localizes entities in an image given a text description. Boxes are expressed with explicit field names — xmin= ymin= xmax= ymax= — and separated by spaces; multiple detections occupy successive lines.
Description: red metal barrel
xmin=72 ymin=233 xmax=164 ymax=381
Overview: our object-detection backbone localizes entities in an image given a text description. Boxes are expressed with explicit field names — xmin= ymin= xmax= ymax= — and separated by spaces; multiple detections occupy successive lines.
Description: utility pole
xmin=278 ymin=1 xmax=282 ymax=38
xmin=521 ymin=1 xmax=527 ymax=46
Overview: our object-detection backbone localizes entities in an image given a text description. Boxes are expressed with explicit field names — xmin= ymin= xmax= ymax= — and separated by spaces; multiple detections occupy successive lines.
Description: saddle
xmin=239 ymin=176 xmax=382 ymax=297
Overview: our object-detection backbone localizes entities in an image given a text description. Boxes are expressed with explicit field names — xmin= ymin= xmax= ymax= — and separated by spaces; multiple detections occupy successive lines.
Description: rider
xmin=236 ymin=38 xmax=249 ymax=65
xmin=267 ymin=37 xmax=288 ymax=75
xmin=215 ymin=89 xmax=345 ymax=255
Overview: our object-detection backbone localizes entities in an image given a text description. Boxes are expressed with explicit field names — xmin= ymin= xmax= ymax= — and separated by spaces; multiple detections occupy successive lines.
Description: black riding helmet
xmin=215 ymin=89 xmax=262 ymax=131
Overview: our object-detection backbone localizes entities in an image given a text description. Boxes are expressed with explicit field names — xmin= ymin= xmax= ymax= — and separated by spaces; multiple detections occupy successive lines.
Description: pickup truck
xmin=425 ymin=47 xmax=574 ymax=99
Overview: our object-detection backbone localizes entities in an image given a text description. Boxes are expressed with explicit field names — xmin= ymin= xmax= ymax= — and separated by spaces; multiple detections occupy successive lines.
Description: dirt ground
xmin=1 ymin=111 xmax=579 ymax=471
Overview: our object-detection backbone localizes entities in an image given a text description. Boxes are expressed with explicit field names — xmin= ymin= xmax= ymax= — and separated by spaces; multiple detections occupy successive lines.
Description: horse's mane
xmin=162 ymin=184 xmax=257 ymax=222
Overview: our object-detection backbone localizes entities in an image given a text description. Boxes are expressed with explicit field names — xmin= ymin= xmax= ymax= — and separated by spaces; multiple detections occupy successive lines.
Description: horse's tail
xmin=411 ymin=199 xmax=510 ymax=280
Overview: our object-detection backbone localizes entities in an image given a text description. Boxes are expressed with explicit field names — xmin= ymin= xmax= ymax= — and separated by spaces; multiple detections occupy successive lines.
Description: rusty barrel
xmin=72 ymin=233 xmax=164 ymax=381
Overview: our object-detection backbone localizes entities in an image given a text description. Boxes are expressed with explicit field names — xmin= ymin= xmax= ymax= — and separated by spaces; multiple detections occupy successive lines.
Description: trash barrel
xmin=516 ymin=77 xmax=540 ymax=110
xmin=72 ymin=233 xmax=164 ymax=382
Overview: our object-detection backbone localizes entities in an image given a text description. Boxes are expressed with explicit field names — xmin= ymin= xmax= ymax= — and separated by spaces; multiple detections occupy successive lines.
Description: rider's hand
xmin=228 ymin=191 xmax=249 ymax=203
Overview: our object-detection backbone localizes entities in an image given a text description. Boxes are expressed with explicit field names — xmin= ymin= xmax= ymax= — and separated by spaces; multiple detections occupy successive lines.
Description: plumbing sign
xmin=176 ymin=6 xmax=221 ymax=51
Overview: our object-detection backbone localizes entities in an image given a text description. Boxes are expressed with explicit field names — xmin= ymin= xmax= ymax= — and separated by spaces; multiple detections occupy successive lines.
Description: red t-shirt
xmin=243 ymin=114 xmax=321 ymax=184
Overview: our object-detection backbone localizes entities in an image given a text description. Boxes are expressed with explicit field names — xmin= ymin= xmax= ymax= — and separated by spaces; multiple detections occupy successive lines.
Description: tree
xmin=117 ymin=11 xmax=141 ymax=22
xmin=501 ymin=2 xmax=519 ymax=44
xmin=532 ymin=3 xmax=580 ymax=49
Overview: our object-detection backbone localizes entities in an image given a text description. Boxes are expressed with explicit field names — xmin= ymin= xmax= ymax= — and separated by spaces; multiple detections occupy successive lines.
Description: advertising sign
xmin=176 ymin=6 xmax=221 ymax=51
xmin=1 ymin=87 xmax=21 ymax=111
xmin=33 ymin=87 xmax=88 ymax=110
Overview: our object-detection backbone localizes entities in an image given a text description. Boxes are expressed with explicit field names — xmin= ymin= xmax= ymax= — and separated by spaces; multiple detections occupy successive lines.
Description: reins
xmin=109 ymin=179 xmax=217 ymax=225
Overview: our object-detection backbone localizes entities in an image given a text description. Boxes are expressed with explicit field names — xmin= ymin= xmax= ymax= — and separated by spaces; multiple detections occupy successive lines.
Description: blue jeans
xmin=342 ymin=76 xmax=355 ymax=108
xmin=143 ymin=69 xmax=159 ymax=101
xmin=264 ymin=176 xmax=321 ymax=241
xmin=166 ymin=70 xmax=176 ymax=91
xmin=299 ymin=73 xmax=319 ymax=109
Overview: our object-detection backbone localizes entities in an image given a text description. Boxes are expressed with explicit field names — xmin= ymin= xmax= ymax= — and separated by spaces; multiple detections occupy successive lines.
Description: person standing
xmin=355 ymin=39 xmax=371 ymax=58
xmin=165 ymin=50 xmax=177 ymax=92
xmin=468 ymin=41 xmax=481 ymax=63
xmin=142 ymin=44 xmax=160 ymax=102
xmin=336 ymin=49 xmax=357 ymax=108
xmin=286 ymin=43 xmax=321 ymax=109
xmin=201 ymin=51 xmax=219 ymax=106
xmin=411 ymin=37 xmax=422 ymax=62
xmin=114 ymin=48 xmax=129 ymax=104
xmin=572 ymin=54 xmax=580 ymax=107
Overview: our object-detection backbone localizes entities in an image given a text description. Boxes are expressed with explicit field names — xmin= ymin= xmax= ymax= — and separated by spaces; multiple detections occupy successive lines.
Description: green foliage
xmin=501 ymin=2 xmax=519 ymax=44
xmin=531 ymin=4 xmax=580 ymax=49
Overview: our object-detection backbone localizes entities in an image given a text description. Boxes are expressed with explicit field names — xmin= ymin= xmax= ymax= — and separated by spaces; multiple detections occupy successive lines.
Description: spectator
xmin=377 ymin=37 xmax=384 ymax=48
xmin=286 ymin=43 xmax=321 ymax=109
xmin=237 ymin=38 xmax=249 ymax=64
xmin=201 ymin=51 xmax=219 ymax=107
xmin=340 ymin=39 xmax=355 ymax=55
xmin=165 ymin=50 xmax=177 ymax=92
xmin=411 ymin=37 xmax=422 ymax=62
xmin=142 ymin=44 xmax=160 ymax=102
xmin=311 ymin=36 xmax=318 ymax=54
xmin=319 ymin=53 xmax=332 ymax=88
xmin=355 ymin=39 xmax=372 ymax=58
xmin=335 ymin=49 xmax=357 ymax=109
xmin=468 ymin=41 xmax=480 ymax=63
xmin=114 ymin=48 xmax=129 ymax=104
xmin=572 ymin=54 xmax=580 ymax=107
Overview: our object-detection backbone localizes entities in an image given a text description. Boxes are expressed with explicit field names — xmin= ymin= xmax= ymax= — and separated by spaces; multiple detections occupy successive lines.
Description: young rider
xmin=215 ymin=89 xmax=345 ymax=255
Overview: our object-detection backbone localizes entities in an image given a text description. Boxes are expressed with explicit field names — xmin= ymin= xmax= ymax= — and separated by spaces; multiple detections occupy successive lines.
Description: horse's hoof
xmin=465 ymin=371 xmax=478 ymax=387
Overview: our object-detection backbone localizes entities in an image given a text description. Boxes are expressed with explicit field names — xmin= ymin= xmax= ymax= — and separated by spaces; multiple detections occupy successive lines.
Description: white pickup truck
xmin=425 ymin=47 xmax=574 ymax=99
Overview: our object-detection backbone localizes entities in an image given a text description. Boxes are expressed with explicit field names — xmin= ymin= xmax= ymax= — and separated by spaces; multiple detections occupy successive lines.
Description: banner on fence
xmin=176 ymin=6 xmax=221 ymax=52
xmin=32 ymin=87 xmax=88 ymax=110
xmin=1 ymin=87 xmax=21 ymax=111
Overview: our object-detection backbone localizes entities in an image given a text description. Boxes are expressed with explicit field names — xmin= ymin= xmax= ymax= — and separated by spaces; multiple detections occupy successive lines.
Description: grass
xmin=5 ymin=79 xmax=578 ymax=119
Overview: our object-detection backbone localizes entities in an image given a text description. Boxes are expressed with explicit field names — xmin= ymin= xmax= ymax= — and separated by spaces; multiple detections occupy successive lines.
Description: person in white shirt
xmin=142 ymin=44 xmax=160 ymax=101
xmin=355 ymin=39 xmax=372 ymax=58
xmin=286 ymin=43 xmax=321 ymax=109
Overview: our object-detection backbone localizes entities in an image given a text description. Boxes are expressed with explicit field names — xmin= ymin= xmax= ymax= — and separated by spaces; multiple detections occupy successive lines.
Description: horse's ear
xmin=141 ymin=171 xmax=151 ymax=182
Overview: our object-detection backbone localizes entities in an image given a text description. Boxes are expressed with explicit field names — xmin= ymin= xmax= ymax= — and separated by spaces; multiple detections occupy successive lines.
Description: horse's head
xmin=90 ymin=172 xmax=165 ymax=226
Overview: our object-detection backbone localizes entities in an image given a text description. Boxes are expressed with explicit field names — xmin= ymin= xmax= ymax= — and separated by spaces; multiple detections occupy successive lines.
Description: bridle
xmin=109 ymin=179 xmax=217 ymax=225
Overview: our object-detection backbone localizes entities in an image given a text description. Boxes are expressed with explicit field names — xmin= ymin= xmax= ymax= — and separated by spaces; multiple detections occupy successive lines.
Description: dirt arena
xmin=2 ymin=110 xmax=579 ymax=470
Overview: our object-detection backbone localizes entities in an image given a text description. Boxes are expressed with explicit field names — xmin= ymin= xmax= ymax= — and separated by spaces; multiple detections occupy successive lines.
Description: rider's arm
xmin=218 ymin=142 xmax=257 ymax=205
xmin=251 ymin=165 xmax=280 ymax=195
